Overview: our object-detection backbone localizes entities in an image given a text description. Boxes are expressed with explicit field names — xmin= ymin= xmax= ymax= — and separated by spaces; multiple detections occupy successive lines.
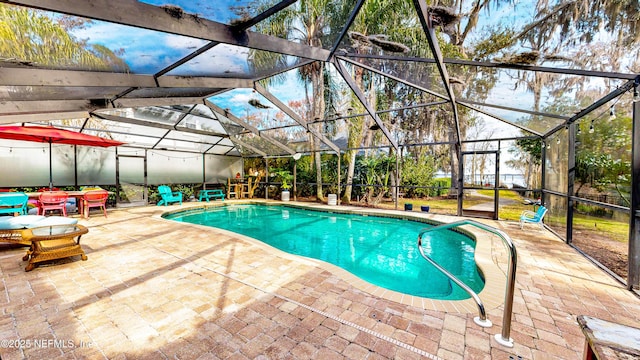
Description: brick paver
xmin=0 ymin=201 xmax=638 ymax=359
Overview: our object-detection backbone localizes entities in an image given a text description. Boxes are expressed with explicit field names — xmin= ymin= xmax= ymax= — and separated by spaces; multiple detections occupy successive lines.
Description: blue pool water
xmin=164 ymin=204 xmax=484 ymax=300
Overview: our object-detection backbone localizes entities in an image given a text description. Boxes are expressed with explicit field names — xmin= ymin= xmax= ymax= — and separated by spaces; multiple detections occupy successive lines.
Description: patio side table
xmin=21 ymin=224 xmax=89 ymax=272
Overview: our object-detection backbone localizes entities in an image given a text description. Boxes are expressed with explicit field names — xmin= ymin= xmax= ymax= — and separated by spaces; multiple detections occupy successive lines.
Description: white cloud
xmin=164 ymin=34 xmax=207 ymax=50
xmin=229 ymin=92 xmax=253 ymax=104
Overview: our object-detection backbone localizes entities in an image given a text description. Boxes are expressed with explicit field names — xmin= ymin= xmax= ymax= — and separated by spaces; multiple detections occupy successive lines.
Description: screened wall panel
xmin=49 ymin=144 xmax=75 ymax=187
xmin=139 ymin=0 xmax=282 ymax=25
xmin=447 ymin=64 xmax=625 ymax=133
xmin=337 ymin=2 xmax=437 ymax=58
xmin=499 ymin=139 xmax=541 ymax=189
xmin=0 ymin=86 xmax=129 ymax=101
xmin=571 ymin=201 xmax=630 ymax=279
xmin=167 ymin=44 xmax=305 ymax=78
xmin=459 ymin=103 xmax=564 ymax=136
xmin=343 ymin=57 xmax=446 ymax=98
xmin=252 ymin=1 xmax=354 ymax=51
xmin=147 ymin=150 xmax=203 ymax=185
xmin=0 ymin=140 xmax=50 ymax=187
xmin=544 ymin=129 xmax=568 ymax=194
xmin=4 ymin=4 xmax=208 ymax=74
xmin=76 ymin=147 xmax=117 ymax=186
xmin=123 ymin=88 xmax=222 ymax=99
xmin=204 ymin=154 xmax=243 ymax=184
xmin=574 ymin=98 xmax=632 ymax=206
xmin=543 ymin=193 xmax=568 ymax=238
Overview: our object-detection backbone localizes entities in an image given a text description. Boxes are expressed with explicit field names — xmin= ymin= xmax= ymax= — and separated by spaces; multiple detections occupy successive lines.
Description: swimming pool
xmin=164 ymin=204 xmax=484 ymax=300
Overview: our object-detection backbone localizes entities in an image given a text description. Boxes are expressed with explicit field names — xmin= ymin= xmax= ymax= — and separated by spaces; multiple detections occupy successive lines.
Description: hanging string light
xmin=608 ymin=105 xmax=616 ymax=121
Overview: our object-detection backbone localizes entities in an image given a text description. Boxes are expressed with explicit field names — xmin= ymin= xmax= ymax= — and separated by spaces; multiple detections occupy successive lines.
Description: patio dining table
xmin=26 ymin=191 xmax=113 ymax=216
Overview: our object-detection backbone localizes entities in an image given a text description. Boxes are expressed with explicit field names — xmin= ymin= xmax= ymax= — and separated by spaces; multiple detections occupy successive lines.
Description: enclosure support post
xmin=629 ymin=88 xmax=640 ymax=291
xmin=73 ymin=145 xmax=78 ymax=188
xmin=115 ymin=147 xmax=120 ymax=203
xmin=143 ymin=149 xmax=148 ymax=205
xmin=541 ymin=138 xmax=546 ymax=207
xmin=567 ymin=123 xmax=576 ymax=244
xmin=457 ymin=145 xmax=463 ymax=216
xmin=293 ymin=160 xmax=297 ymax=202
xmin=265 ymin=158 xmax=269 ymax=200
xmin=494 ymin=142 xmax=500 ymax=220
xmin=337 ymin=153 xmax=341 ymax=205
xmin=395 ymin=149 xmax=400 ymax=211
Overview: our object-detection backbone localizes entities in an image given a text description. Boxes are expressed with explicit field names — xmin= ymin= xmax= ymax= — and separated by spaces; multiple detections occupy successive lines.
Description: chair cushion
xmin=34 ymin=216 xmax=78 ymax=227
xmin=0 ymin=215 xmax=77 ymax=230
xmin=0 ymin=215 xmax=47 ymax=229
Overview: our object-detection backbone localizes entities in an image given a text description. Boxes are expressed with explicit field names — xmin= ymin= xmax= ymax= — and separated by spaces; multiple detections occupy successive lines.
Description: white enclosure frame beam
xmin=205 ymin=100 xmax=296 ymax=156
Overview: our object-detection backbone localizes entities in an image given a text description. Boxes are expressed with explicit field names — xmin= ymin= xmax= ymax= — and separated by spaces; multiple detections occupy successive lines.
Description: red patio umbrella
xmin=0 ymin=125 xmax=125 ymax=189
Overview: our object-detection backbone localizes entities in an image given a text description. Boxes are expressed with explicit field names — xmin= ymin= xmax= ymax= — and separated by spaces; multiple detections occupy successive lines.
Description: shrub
xmin=401 ymin=154 xmax=437 ymax=197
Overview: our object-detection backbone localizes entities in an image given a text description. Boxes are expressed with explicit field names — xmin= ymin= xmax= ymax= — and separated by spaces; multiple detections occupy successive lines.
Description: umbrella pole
xmin=49 ymin=141 xmax=53 ymax=190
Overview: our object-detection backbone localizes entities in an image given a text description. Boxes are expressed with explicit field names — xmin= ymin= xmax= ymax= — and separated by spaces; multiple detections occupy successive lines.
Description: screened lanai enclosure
xmin=0 ymin=1 xmax=639 ymax=291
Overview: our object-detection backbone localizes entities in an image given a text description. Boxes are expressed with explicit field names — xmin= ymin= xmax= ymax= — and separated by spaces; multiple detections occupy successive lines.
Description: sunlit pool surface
xmin=164 ymin=204 xmax=484 ymax=300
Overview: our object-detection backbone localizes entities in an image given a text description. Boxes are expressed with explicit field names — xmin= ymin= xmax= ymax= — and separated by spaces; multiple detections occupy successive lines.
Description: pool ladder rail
xmin=417 ymin=219 xmax=517 ymax=348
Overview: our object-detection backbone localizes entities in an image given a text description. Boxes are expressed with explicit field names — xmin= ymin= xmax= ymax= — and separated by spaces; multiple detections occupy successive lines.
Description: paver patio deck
xmin=0 ymin=201 xmax=638 ymax=359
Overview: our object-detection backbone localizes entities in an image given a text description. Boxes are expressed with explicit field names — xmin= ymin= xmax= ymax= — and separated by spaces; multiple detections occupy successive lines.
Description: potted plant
xmin=271 ymin=169 xmax=293 ymax=201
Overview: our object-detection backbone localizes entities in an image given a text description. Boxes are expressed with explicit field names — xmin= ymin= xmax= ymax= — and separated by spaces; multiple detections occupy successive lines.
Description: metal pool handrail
xmin=417 ymin=219 xmax=517 ymax=348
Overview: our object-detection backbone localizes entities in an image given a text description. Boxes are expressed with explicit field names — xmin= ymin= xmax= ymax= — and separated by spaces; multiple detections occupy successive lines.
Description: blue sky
xmin=137 ymin=0 xmax=259 ymax=25
xmin=71 ymin=21 xmax=207 ymax=74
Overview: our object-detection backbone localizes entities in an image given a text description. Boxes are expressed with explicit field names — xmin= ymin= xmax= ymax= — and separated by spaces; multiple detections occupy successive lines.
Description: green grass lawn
xmin=379 ymin=189 xmax=531 ymax=219
xmin=377 ymin=190 xmax=628 ymax=241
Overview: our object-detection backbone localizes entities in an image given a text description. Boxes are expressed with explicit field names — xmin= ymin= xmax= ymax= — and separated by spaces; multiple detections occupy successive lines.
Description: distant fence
xmin=575 ymin=192 xmax=629 ymax=207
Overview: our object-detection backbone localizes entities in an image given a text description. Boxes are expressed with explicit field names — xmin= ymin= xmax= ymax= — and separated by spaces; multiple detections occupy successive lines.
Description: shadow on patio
xmin=0 ymin=203 xmax=638 ymax=359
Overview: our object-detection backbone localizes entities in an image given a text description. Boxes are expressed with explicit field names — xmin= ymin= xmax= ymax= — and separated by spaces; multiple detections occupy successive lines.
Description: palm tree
xmin=252 ymin=0 xmax=345 ymax=201
xmin=0 ymin=4 xmax=128 ymax=70
xmin=340 ymin=0 xmax=419 ymax=204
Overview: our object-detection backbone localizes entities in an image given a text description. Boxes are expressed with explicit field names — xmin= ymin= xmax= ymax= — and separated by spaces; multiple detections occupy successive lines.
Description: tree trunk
xmin=315 ymin=144 xmax=324 ymax=201
xmin=342 ymin=67 xmax=366 ymax=204
xmin=311 ymin=67 xmax=325 ymax=202
xmin=343 ymin=150 xmax=357 ymax=204
xmin=449 ymin=130 xmax=459 ymax=194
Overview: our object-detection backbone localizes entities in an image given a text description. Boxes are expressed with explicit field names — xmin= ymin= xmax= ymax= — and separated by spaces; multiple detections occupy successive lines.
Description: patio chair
xmin=0 ymin=192 xmax=29 ymax=216
xmin=157 ymin=185 xmax=182 ymax=206
xmin=520 ymin=205 xmax=547 ymax=230
xmin=37 ymin=191 xmax=69 ymax=216
xmin=82 ymin=190 xmax=109 ymax=218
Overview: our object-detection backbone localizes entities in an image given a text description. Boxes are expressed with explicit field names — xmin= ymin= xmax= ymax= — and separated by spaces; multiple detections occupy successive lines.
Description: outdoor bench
xmin=198 ymin=189 xmax=225 ymax=202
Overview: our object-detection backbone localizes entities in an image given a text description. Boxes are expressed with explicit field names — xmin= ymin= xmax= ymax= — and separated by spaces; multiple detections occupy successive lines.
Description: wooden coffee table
xmin=21 ymin=224 xmax=89 ymax=271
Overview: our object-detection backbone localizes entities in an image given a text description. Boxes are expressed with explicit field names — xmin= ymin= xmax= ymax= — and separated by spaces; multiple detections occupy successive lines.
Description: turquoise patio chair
xmin=157 ymin=185 xmax=182 ymax=206
xmin=520 ymin=205 xmax=547 ymax=230
xmin=0 ymin=192 xmax=29 ymax=216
